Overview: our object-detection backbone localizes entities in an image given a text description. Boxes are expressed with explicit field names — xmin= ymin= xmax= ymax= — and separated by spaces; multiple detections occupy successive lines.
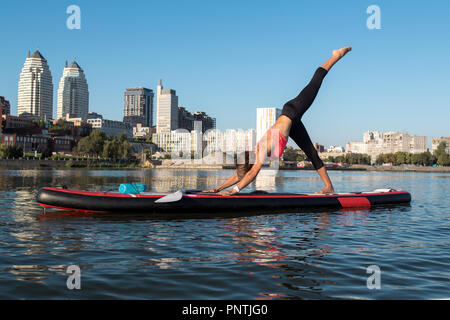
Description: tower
xmin=156 ymin=79 xmax=179 ymax=133
xmin=57 ymin=60 xmax=89 ymax=119
xmin=123 ymin=87 xmax=154 ymax=127
xmin=17 ymin=50 xmax=53 ymax=120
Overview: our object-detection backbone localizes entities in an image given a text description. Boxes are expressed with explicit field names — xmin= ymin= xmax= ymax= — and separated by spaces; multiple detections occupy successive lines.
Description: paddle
xmin=154 ymin=190 xmax=184 ymax=203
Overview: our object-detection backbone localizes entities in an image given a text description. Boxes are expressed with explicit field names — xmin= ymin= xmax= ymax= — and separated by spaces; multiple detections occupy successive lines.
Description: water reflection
xmin=255 ymin=170 xmax=278 ymax=191
xmin=214 ymin=206 xmax=375 ymax=299
xmin=337 ymin=209 xmax=370 ymax=227
xmin=221 ymin=218 xmax=286 ymax=268
xmin=7 ymin=265 xmax=51 ymax=283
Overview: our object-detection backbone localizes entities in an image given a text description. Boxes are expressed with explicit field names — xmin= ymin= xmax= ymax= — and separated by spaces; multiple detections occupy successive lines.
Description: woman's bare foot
xmin=332 ymin=46 xmax=352 ymax=59
xmin=321 ymin=46 xmax=352 ymax=71
xmin=316 ymin=185 xmax=335 ymax=194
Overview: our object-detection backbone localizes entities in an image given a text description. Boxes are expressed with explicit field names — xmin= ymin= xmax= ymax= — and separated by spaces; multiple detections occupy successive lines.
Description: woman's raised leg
xmin=280 ymin=47 xmax=352 ymax=122
xmin=283 ymin=47 xmax=351 ymax=193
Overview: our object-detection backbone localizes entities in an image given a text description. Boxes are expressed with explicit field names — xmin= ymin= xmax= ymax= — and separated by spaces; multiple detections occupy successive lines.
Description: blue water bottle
xmin=119 ymin=183 xmax=147 ymax=194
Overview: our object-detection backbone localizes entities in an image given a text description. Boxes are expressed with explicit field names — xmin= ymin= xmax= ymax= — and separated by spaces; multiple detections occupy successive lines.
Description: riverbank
xmin=1 ymin=159 xmax=449 ymax=172
xmin=349 ymin=164 xmax=450 ymax=173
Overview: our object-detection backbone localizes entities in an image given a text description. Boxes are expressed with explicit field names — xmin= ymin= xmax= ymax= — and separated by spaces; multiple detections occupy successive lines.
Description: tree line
xmin=282 ymin=142 xmax=450 ymax=166
xmin=0 ymin=144 xmax=23 ymax=159
xmin=282 ymin=147 xmax=371 ymax=165
xmin=324 ymin=153 xmax=372 ymax=165
xmin=282 ymin=148 xmax=307 ymax=162
xmin=0 ymin=130 xmax=134 ymax=161
xmin=74 ymin=130 xmax=134 ymax=161
xmin=376 ymin=142 xmax=449 ymax=166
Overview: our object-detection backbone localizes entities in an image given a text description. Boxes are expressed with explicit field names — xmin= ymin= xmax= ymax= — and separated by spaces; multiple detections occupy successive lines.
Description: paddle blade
xmin=154 ymin=190 xmax=183 ymax=203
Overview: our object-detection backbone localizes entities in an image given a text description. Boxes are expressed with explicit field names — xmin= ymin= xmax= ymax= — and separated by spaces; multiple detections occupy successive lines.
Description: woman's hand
xmin=201 ymin=189 xmax=217 ymax=193
xmin=218 ymin=189 xmax=238 ymax=196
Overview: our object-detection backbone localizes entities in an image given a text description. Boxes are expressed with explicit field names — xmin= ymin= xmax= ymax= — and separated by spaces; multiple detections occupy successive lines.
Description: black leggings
xmin=281 ymin=67 xmax=328 ymax=170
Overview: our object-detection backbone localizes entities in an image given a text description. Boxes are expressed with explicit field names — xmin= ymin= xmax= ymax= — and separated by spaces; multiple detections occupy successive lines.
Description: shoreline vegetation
xmin=0 ymin=158 xmax=449 ymax=172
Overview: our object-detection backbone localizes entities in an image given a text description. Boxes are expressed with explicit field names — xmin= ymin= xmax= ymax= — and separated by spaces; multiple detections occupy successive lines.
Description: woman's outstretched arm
xmin=202 ymin=173 xmax=240 ymax=193
xmin=219 ymin=161 xmax=263 ymax=195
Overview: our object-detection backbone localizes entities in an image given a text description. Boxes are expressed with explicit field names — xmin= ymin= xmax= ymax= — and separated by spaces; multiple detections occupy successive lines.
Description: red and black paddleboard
xmin=36 ymin=187 xmax=411 ymax=214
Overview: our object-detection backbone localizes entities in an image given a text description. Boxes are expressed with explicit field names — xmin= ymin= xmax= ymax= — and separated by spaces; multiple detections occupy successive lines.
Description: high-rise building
xmin=345 ymin=141 xmax=367 ymax=154
xmin=362 ymin=131 xmax=383 ymax=156
xmin=178 ymin=107 xmax=216 ymax=133
xmin=256 ymin=107 xmax=281 ymax=141
xmin=18 ymin=50 xmax=53 ymax=120
xmin=193 ymin=111 xmax=216 ymax=133
xmin=123 ymin=87 xmax=154 ymax=127
xmin=0 ymin=96 xmax=11 ymax=115
xmin=57 ymin=61 xmax=89 ymax=120
xmin=156 ymin=79 xmax=178 ymax=133
xmin=178 ymin=106 xmax=194 ymax=131
xmin=409 ymin=135 xmax=428 ymax=154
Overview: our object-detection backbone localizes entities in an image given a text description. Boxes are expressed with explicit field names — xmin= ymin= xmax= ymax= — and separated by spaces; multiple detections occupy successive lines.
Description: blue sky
xmin=0 ymin=0 xmax=449 ymax=147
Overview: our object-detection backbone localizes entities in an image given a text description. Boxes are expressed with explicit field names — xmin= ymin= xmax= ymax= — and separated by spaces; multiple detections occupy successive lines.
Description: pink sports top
xmin=256 ymin=129 xmax=288 ymax=159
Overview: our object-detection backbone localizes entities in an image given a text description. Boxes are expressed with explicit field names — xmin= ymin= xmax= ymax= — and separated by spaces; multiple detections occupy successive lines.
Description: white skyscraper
xmin=222 ymin=129 xmax=257 ymax=153
xmin=156 ymin=79 xmax=179 ymax=133
xmin=17 ymin=50 xmax=53 ymax=120
xmin=57 ymin=61 xmax=89 ymax=120
xmin=256 ymin=107 xmax=281 ymax=141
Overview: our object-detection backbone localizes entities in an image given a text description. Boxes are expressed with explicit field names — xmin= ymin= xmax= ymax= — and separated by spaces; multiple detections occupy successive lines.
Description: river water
xmin=0 ymin=169 xmax=448 ymax=299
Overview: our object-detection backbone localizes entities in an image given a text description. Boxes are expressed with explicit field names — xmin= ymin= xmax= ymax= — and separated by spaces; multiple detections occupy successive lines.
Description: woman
xmin=204 ymin=47 xmax=352 ymax=195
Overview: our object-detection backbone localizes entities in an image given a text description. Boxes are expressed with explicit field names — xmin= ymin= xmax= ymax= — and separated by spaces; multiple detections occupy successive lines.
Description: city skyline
xmin=1 ymin=1 xmax=449 ymax=147
xmin=4 ymin=50 xmax=445 ymax=150
xmin=3 ymin=49 xmax=446 ymax=151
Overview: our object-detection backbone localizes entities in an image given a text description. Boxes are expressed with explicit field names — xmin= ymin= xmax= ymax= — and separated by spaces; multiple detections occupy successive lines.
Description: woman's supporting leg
xmin=289 ymin=120 xmax=334 ymax=194
xmin=316 ymin=167 xmax=334 ymax=194
xmin=289 ymin=119 xmax=324 ymax=170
